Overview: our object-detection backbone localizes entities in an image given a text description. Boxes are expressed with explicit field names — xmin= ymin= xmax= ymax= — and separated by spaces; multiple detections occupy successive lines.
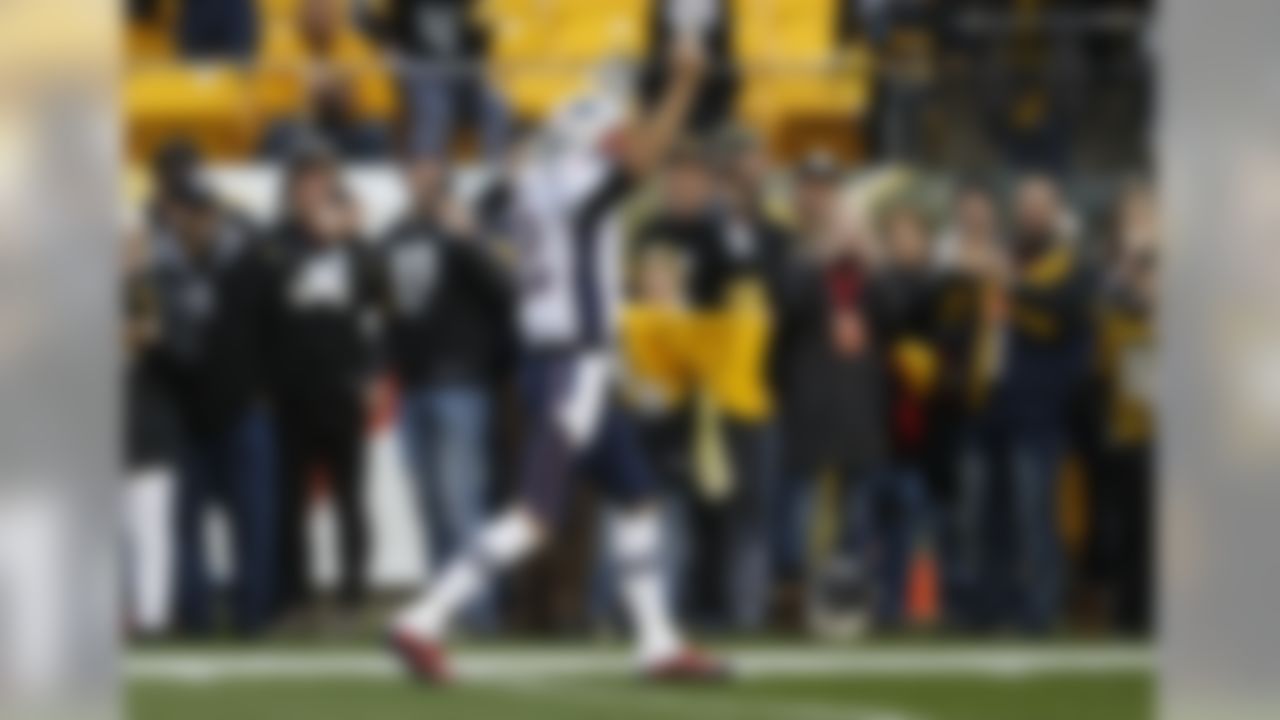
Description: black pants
xmin=1098 ymin=443 xmax=1154 ymax=634
xmin=677 ymin=419 xmax=777 ymax=631
xmin=275 ymin=395 xmax=368 ymax=611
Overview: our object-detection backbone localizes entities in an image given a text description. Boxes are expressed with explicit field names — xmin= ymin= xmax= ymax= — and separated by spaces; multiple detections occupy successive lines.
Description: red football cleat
xmin=387 ymin=630 xmax=453 ymax=685
xmin=643 ymin=646 xmax=731 ymax=683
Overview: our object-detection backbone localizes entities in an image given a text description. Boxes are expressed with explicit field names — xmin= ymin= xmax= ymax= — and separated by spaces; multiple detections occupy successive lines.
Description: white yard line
xmin=127 ymin=646 xmax=1151 ymax=684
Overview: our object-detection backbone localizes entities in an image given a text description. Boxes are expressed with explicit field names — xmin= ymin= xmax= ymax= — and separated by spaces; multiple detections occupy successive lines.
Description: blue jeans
xmin=1009 ymin=428 xmax=1066 ymax=632
xmin=174 ymin=407 xmax=276 ymax=636
xmin=402 ymin=69 xmax=510 ymax=160
xmin=958 ymin=424 xmax=1065 ymax=633
xmin=772 ymin=473 xmax=812 ymax=585
xmin=866 ymin=464 xmax=930 ymax=627
xmin=779 ymin=462 xmax=927 ymax=627
xmin=723 ymin=420 xmax=779 ymax=631
xmin=398 ymin=383 xmax=494 ymax=629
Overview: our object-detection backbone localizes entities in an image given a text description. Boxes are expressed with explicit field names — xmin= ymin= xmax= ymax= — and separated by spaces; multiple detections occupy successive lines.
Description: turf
xmin=130 ymin=675 xmax=1151 ymax=720
xmin=129 ymin=647 xmax=1153 ymax=720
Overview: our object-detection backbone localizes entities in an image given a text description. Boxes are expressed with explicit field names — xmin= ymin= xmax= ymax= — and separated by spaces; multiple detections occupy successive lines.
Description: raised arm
xmin=621 ymin=33 xmax=707 ymax=178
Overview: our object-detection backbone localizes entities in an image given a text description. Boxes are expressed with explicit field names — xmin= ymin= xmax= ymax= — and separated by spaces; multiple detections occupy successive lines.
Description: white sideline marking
xmin=127 ymin=646 xmax=1151 ymax=684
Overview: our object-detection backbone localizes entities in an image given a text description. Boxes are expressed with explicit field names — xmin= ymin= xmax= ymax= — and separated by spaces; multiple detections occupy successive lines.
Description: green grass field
xmin=128 ymin=643 xmax=1153 ymax=720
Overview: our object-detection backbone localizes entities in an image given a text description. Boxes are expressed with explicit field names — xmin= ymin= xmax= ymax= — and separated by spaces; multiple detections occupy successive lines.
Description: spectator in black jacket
xmin=714 ymin=126 xmax=793 ymax=619
xmin=930 ymin=182 xmax=1007 ymax=627
xmin=122 ymin=228 xmax=181 ymax=637
xmin=149 ymin=187 xmax=277 ymax=636
xmin=380 ymin=157 xmax=513 ymax=630
xmin=1094 ymin=181 xmax=1157 ymax=634
xmin=867 ymin=204 xmax=938 ymax=627
xmin=774 ymin=158 xmax=887 ymax=626
xmin=714 ymin=126 xmax=791 ymax=310
xmin=633 ymin=141 xmax=779 ymax=631
xmin=265 ymin=154 xmax=382 ymax=619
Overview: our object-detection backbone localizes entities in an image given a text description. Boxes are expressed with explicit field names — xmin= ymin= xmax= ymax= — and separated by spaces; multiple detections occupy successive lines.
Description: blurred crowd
xmin=128 ymin=0 xmax=1152 ymax=172
xmin=121 ymin=0 xmax=1156 ymax=643
xmin=122 ymin=135 xmax=1157 ymax=642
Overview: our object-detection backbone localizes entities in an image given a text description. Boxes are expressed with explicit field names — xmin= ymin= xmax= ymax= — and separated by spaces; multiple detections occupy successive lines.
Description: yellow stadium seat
xmin=126 ymin=65 xmax=258 ymax=161
xmin=478 ymin=0 xmax=542 ymax=27
xmin=259 ymin=0 xmax=305 ymax=22
xmin=733 ymin=0 xmax=872 ymax=149
xmin=487 ymin=0 xmax=646 ymax=117
xmin=125 ymin=0 xmax=872 ymax=160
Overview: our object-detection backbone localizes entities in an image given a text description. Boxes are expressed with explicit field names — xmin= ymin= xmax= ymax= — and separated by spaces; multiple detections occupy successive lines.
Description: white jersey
xmin=510 ymin=149 xmax=631 ymax=349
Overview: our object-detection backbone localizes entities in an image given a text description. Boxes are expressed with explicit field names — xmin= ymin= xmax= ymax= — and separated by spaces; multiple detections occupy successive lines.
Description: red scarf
xmin=825 ymin=256 xmax=865 ymax=309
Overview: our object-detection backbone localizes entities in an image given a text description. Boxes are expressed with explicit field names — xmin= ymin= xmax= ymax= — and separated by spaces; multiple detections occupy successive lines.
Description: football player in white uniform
xmin=388 ymin=33 xmax=727 ymax=682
